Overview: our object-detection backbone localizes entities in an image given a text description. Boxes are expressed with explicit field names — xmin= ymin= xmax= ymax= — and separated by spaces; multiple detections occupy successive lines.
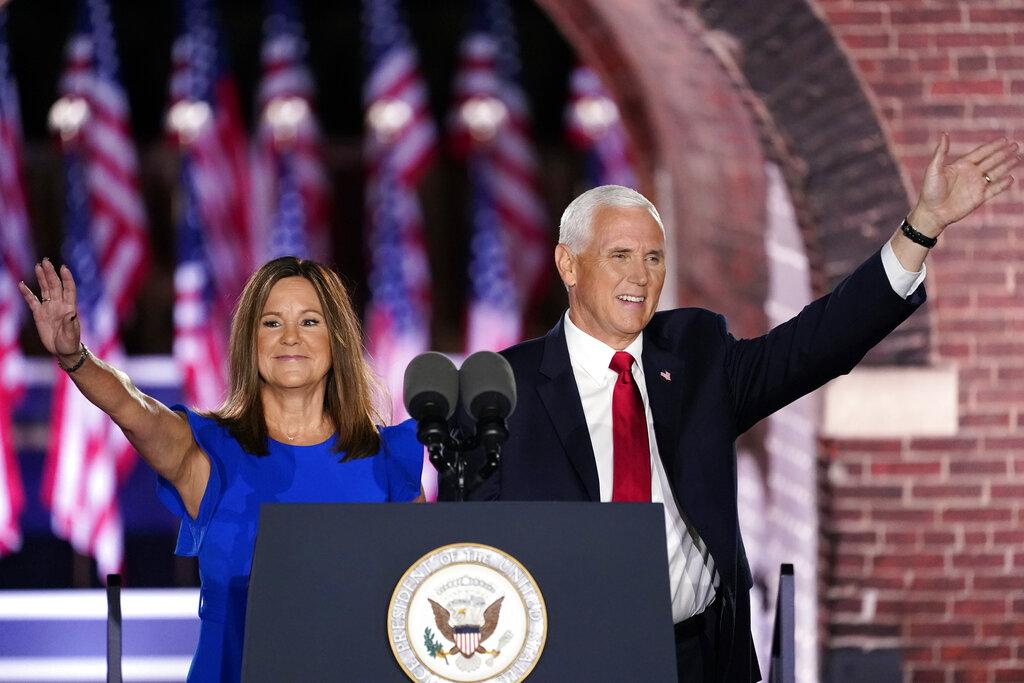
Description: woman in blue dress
xmin=19 ymin=256 xmax=424 ymax=682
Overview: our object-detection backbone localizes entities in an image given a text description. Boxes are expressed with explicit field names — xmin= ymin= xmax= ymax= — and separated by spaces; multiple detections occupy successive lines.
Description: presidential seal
xmin=388 ymin=543 xmax=547 ymax=683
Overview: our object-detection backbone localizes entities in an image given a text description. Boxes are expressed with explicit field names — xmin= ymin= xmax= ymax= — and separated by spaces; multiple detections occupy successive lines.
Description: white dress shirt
xmin=563 ymin=313 xmax=720 ymax=623
xmin=562 ymin=242 xmax=922 ymax=624
xmin=881 ymin=240 xmax=927 ymax=299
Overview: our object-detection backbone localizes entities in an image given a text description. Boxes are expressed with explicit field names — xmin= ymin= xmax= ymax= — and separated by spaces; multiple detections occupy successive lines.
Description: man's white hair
xmin=558 ymin=185 xmax=665 ymax=254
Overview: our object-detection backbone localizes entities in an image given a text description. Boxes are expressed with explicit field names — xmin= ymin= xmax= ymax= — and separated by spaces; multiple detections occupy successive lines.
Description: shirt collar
xmin=563 ymin=310 xmax=644 ymax=383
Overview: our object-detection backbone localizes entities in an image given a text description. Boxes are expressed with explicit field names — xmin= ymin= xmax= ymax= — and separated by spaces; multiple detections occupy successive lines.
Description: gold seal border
xmin=387 ymin=542 xmax=549 ymax=683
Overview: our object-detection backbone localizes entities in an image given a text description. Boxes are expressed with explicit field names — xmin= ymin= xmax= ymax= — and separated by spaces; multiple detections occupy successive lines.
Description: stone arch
xmin=536 ymin=0 xmax=931 ymax=362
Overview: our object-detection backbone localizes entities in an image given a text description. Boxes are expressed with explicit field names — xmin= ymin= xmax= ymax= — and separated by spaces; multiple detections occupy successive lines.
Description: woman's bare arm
xmin=19 ymin=259 xmax=209 ymax=518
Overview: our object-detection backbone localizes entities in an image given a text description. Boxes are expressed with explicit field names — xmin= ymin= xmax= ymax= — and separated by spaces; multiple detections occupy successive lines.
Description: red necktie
xmin=609 ymin=351 xmax=651 ymax=502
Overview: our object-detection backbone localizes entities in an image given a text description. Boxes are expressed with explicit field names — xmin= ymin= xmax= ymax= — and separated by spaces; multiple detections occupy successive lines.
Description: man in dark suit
xmin=466 ymin=134 xmax=1018 ymax=682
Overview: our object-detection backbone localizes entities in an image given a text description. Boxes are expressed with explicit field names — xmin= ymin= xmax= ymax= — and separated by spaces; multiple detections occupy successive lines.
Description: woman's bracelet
xmin=58 ymin=344 xmax=90 ymax=373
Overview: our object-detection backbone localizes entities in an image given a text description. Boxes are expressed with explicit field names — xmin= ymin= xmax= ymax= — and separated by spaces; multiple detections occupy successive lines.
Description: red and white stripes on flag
xmin=0 ymin=12 xmax=32 ymax=283
xmin=168 ymin=0 xmax=254 ymax=313
xmin=0 ymin=271 xmax=25 ymax=556
xmin=565 ymin=65 xmax=637 ymax=188
xmin=362 ymin=0 xmax=437 ymax=499
xmin=362 ymin=0 xmax=437 ymax=421
xmin=46 ymin=355 xmax=133 ymax=577
xmin=44 ymin=147 xmax=136 ymax=580
xmin=449 ymin=0 xmax=548 ymax=314
xmin=174 ymin=159 xmax=228 ymax=411
xmin=253 ymin=0 xmax=331 ymax=262
xmin=57 ymin=0 xmax=149 ymax=320
xmin=43 ymin=0 xmax=148 ymax=578
xmin=463 ymin=159 xmax=522 ymax=353
xmin=174 ymin=265 xmax=228 ymax=411
xmin=0 ymin=8 xmax=29 ymax=557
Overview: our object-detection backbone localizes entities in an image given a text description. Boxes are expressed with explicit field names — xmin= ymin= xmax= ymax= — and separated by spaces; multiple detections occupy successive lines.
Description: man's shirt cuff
xmin=881 ymin=241 xmax=926 ymax=299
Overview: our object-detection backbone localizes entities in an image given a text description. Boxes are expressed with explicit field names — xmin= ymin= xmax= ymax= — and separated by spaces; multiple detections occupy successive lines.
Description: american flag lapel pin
xmin=660 ymin=370 xmax=672 ymax=382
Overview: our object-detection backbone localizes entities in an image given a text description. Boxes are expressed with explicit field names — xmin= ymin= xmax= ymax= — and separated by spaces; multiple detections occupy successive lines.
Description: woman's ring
xmin=40 ymin=297 xmax=51 ymax=303
xmin=984 ymin=173 xmax=992 ymax=184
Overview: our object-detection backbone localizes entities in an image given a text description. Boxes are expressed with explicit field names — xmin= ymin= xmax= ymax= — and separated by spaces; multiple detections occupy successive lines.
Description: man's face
xmin=557 ymin=205 xmax=666 ymax=350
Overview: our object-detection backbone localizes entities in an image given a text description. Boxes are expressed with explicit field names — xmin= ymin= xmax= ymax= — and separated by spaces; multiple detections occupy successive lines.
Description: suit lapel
xmin=642 ymin=332 xmax=686 ymax=483
xmin=538 ymin=319 xmax=600 ymax=501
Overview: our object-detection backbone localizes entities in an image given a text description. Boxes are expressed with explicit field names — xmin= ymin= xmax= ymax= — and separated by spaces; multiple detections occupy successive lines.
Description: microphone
xmin=459 ymin=351 xmax=516 ymax=479
xmin=403 ymin=352 xmax=458 ymax=472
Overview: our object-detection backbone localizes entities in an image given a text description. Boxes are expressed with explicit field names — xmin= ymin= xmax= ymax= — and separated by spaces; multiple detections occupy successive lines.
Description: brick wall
xmin=693 ymin=0 xmax=932 ymax=365
xmin=814 ymin=3 xmax=1024 ymax=682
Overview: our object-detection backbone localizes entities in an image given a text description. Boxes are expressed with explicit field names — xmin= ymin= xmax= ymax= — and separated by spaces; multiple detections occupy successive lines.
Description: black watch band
xmin=900 ymin=218 xmax=938 ymax=249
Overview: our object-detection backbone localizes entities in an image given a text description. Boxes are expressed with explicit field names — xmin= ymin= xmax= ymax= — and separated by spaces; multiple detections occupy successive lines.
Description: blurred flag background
xmin=42 ymin=0 xmax=150 ymax=579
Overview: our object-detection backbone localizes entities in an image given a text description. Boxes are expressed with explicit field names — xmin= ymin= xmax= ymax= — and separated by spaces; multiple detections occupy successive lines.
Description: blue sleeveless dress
xmin=157 ymin=407 xmax=423 ymax=683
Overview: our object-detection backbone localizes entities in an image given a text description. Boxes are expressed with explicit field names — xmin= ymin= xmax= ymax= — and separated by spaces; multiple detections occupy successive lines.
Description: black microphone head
xmin=459 ymin=351 xmax=516 ymax=421
xmin=403 ymin=352 xmax=458 ymax=420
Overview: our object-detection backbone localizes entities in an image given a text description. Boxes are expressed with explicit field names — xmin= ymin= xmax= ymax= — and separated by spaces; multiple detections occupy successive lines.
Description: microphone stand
xmin=429 ymin=421 xmax=505 ymax=502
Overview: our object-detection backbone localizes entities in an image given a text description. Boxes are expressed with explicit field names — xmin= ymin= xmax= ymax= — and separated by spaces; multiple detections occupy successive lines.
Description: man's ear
xmin=554 ymin=244 xmax=576 ymax=288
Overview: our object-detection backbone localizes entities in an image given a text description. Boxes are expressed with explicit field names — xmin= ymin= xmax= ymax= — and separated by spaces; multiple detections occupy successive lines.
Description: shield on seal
xmin=453 ymin=625 xmax=481 ymax=657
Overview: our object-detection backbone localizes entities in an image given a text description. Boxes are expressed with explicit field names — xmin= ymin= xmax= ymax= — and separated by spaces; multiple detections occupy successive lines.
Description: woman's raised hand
xmin=17 ymin=259 xmax=82 ymax=358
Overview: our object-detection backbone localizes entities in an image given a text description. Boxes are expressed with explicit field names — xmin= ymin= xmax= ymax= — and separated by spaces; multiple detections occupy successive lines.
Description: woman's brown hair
xmin=210 ymin=256 xmax=384 ymax=459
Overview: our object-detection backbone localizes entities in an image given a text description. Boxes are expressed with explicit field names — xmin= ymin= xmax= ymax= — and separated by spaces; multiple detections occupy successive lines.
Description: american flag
xmin=465 ymin=158 xmax=521 ymax=352
xmin=0 ymin=8 xmax=29 ymax=557
xmin=253 ymin=0 xmax=330 ymax=262
xmin=363 ymin=161 xmax=432 ymax=418
xmin=57 ymin=0 xmax=149 ymax=320
xmin=43 ymin=149 xmax=133 ymax=579
xmin=168 ymin=0 xmax=253 ymax=313
xmin=565 ymin=65 xmax=637 ymax=188
xmin=264 ymin=156 xmax=308 ymax=260
xmin=42 ymin=0 xmax=147 ymax=578
xmin=362 ymin=0 xmax=436 ymax=188
xmin=449 ymin=0 xmax=548 ymax=314
xmin=362 ymin=0 xmax=436 ymax=419
xmin=174 ymin=159 xmax=227 ymax=410
xmin=0 ymin=9 xmax=32 ymax=280
xmin=0 ymin=265 xmax=24 ymax=556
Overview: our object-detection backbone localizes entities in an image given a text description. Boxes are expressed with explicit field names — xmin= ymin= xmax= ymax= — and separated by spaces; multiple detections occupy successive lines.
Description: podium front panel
xmin=242 ymin=502 xmax=676 ymax=681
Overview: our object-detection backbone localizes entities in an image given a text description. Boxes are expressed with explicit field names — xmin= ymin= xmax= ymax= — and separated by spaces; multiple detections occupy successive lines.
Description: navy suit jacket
xmin=465 ymin=249 xmax=925 ymax=681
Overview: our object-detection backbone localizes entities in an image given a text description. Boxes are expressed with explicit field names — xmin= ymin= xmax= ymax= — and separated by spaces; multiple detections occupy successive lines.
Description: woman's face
xmin=256 ymin=276 xmax=332 ymax=391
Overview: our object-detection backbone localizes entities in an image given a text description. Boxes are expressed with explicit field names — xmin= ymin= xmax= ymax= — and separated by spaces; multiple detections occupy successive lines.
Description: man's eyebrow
xmin=603 ymin=246 xmax=665 ymax=256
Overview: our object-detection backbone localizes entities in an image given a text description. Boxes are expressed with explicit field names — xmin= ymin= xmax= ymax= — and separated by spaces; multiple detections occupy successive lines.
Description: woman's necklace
xmin=274 ymin=415 xmax=329 ymax=443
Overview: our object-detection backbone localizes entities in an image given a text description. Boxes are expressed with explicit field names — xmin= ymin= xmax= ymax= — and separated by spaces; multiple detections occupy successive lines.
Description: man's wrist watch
xmin=900 ymin=217 xmax=938 ymax=249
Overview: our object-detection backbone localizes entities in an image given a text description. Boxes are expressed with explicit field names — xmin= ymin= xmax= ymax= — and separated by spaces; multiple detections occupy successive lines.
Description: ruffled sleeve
xmin=381 ymin=419 xmax=424 ymax=502
xmin=156 ymin=405 xmax=227 ymax=556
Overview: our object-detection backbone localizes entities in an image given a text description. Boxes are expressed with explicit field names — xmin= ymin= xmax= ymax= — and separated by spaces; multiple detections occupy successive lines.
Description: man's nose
xmin=628 ymin=259 xmax=649 ymax=285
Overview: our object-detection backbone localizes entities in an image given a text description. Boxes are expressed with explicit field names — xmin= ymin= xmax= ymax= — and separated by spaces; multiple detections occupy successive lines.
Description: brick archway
xmin=536 ymin=0 xmax=931 ymax=362
xmin=534 ymin=1 xmax=937 ymax=680
xmin=538 ymin=0 xmax=773 ymax=338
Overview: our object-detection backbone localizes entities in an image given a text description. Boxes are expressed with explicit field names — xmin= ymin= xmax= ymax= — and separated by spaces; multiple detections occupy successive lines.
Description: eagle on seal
xmin=428 ymin=596 xmax=504 ymax=660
